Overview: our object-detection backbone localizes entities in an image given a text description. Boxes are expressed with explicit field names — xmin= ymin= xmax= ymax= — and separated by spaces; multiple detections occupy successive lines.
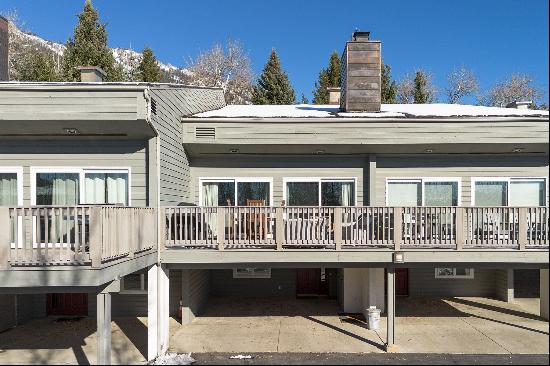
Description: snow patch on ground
xmin=194 ymin=103 xmax=549 ymax=119
xmin=149 ymin=353 xmax=196 ymax=365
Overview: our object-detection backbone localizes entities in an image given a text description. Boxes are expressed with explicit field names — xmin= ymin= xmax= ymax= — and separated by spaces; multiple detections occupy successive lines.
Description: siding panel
xmin=409 ymin=268 xmax=497 ymax=297
xmin=210 ymin=269 xmax=296 ymax=298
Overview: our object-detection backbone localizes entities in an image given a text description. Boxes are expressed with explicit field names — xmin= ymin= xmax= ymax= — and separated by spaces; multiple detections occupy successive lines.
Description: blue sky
xmin=2 ymin=0 xmax=549 ymax=103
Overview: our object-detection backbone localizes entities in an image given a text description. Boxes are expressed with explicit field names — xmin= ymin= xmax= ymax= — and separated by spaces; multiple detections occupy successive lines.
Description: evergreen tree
xmin=300 ymin=93 xmax=309 ymax=104
xmin=312 ymin=51 xmax=341 ymax=104
xmin=252 ymin=49 xmax=295 ymax=104
xmin=61 ymin=0 xmax=124 ymax=81
xmin=381 ymin=62 xmax=397 ymax=104
xmin=413 ymin=70 xmax=431 ymax=104
xmin=16 ymin=52 xmax=60 ymax=82
xmin=137 ymin=47 xmax=163 ymax=82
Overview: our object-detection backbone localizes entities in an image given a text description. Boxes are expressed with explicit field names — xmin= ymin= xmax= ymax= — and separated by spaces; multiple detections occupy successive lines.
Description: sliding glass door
xmin=473 ymin=178 xmax=546 ymax=207
xmin=285 ymin=179 xmax=356 ymax=206
xmin=200 ymin=179 xmax=271 ymax=206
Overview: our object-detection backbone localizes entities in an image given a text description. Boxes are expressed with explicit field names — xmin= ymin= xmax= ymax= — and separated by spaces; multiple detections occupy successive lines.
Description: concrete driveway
xmin=169 ymin=297 xmax=549 ymax=355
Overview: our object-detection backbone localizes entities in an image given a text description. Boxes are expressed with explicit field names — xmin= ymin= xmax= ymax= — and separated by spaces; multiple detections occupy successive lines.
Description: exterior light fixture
xmin=64 ymin=128 xmax=79 ymax=135
xmin=315 ymin=149 xmax=325 ymax=155
xmin=229 ymin=148 xmax=239 ymax=153
xmin=512 ymin=148 xmax=524 ymax=153
xmin=424 ymin=149 xmax=433 ymax=154
xmin=393 ymin=251 xmax=405 ymax=263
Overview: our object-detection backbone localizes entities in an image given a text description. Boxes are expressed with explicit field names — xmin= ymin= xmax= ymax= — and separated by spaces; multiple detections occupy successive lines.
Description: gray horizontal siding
xmin=409 ymin=268 xmax=497 ymax=297
xmin=376 ymin=154 xmax=549 ymax=206
xmin=183 ymin=119 xmax=549 ymax=146
xmin=150 ymin=87 xmax=225 ymax=205
xmin=210 ymin=269 xmax=296 ymax=298
xmin=190 ymin=156 xmax=367 ymax=206
xmin=0 ymin=89 xmax=148 ymax=121
xmin=0 ymin=140 xmax=148 ymax=207
xmin=0 ymin=294 xmax=45 ymax=332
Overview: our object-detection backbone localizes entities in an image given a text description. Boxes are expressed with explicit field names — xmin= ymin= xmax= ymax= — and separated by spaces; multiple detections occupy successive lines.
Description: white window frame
xmin=1 ymin=167 xmax=24 ymax=248
xmin=471 ymin=177 xmax=548 ymax=207
xmin=30 ymin=167 xmax=132 ymax=206
xmin=233 ymin=268 xmax=272 ymax=279
xmin=120 ymin=272 xmax=148 ymax=294
xmin=385 ymin=177 xmax=462 ymax=206
xmin=282 ymin=177 xmax=358 ymax=206
xmin=0 ymin=167 xmax=23 ymax=206
xmin=435 ymin=268 xmax=475 ymax=279
xmin=198 ymin=177 xmax=273 ymax=206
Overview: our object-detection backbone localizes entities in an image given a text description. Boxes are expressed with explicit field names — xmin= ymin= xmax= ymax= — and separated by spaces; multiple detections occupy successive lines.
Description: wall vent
xmin=195 ymin=127 xmax=216 ymax=139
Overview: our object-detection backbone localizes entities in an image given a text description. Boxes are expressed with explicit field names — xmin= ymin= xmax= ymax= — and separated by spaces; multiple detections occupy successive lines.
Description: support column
xmin=541 ymin=269 xmax=549 ymax=320
xmin=386 ymin=266 xmax=397 ymax=352
xmin=97 ymin=292 xmax=112 ymax=365
xmin=496 ymin=269 xmax=514 ymax=303
xmin=342 ymin=268 xmax=363 ymax=313
xmin=148 ymin=264 xmax=170 ymax=362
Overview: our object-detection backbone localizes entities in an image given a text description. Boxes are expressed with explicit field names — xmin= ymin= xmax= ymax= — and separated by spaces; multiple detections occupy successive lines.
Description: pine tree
xmin=61 ymin=0 xmax=124 ymax=81
xmin=252 ymin=49 xmax=296 ymax=104
xmin=300 ymin=93 xmax=309 ymax=104
xmin=381 ymin=62 xmax=397 ymax=104
xmin=312 ymin=51 xmax=341 ymax=104
xmin=413 ymin=70 xmax=429 ymax=104
xmin=16 ymin=52 xmax=60 ymax=82
xmin=136 ymin=47 xmax=163 ymax=82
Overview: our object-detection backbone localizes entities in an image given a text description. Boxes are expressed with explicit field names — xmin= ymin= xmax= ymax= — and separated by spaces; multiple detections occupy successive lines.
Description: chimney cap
xmin=352 ymin=31 xmax=371 ymax=41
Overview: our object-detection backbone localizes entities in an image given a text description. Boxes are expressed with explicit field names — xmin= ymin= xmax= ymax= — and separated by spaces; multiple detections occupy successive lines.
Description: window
xmin=233 ymin=268 xmax=272 ymax=279
xmin=200 ymin=178 xmax=272 ymax=206
xmin=472 ymin=177 xmax=546 ymax=206
xmin=31 ymin=168 xmax=130 ymax=206
xmin=284 ymin=178 xmax=356 ymax=206
xmin=0 ymin=167 xmax=23 ymax=206
xmin=387 ymin=178 xmax=460 ymax=206
xmin=435 ymin=268 xmax=475 ymax=279
xmin=121 ymin=272 xmax=148 ymax=294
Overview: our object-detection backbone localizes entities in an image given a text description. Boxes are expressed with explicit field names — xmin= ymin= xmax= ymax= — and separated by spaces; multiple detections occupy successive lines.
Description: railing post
xmin=0 ymin=207 xmax=10 ymax=270
xmin=276 ymin=207 xmax=284 ymax=251
xmin=393 ymin=207 xmax=402 ymax=251
xmin=90 ymin=207 xmax=103 ymax=268
xmin=519 ymin=207 xmax=527 ymax=250
xmin=334 ymin=207 xmax=342 ymax=251
xmin=217 ymin=208 xmax=225 ymax=251
xmin=456 ymin=207 xmax=464 ymax=250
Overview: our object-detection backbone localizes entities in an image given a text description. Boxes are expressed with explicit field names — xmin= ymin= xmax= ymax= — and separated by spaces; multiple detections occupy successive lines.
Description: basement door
xmin=296 ymin=268 xmax=330 ymax=296
xmin=46 ymin=293 xmax=88 ymax=316
xmin=396 ymin=268 xmax=409 ymax=296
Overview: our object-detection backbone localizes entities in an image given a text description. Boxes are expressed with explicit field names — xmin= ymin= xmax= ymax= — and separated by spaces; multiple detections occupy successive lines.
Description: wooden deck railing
xmin=0 ymin=206 xmax=157 ymax=269
xmin=163 ymin=206 xmax=549 ymax=251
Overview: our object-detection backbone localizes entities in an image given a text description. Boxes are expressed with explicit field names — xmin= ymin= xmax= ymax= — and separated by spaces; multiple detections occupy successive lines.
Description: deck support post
xmin=97 ymin=291 xmax=112 ymax=365
xmin=0 ymin=207 xmax=10 ymax=270
xmin=148 ymin=264 xmax=170 ymax=362
xmin=386 ymin=266 xmax=397 ymax=352
xmin=541 ymin=269 xmax=549 ymax=320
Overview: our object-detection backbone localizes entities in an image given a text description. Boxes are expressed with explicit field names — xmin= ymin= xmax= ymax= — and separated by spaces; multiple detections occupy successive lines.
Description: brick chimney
xmin=77 ymin=66 xmax=106 ymax=82
xmin=0 ymin=16 xmax=8 ymax=81
xmin=340 ymin=31 xmax=381 ymax=112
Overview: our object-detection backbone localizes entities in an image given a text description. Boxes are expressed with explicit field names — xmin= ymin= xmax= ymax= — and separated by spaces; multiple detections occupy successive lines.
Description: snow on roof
xmin=193 ymin=103 xmax=549 ymax=119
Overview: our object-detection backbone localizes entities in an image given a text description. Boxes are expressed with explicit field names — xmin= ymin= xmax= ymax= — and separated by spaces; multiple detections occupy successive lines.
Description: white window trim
xmin=435 ymin=268 xmax=475 ymax=279
xmin=30 ymin=167 xmax=132 ymax=206
xmin=282 ymin=177 xmax=358 ymax=206
xmin=385 ymin=177 xmax=462 ymax=206
xmin=0 ymin=167 xmax=24 ymax=206
xmin=471 ymin=177 xmax=548 ymax=207
xmin=232 ymin=268 xmax=272 ymax=279
xmin=120 ymin=273 xmax=147 ymax=294
xmin=198 ymin=177 xmax=273 ymax=206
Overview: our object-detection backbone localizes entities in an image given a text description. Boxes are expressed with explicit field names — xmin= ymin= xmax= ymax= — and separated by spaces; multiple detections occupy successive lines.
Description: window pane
xmin=321 ymin=181 xmax=355 ymax=206
xmin=436 ymin=268 xmax=453 ymax=277
xmin=454 ymin=268 xmax=468 ymax=276
xmin=84 ymin=173 xmax=128 ymax=205
xmin=387 ymin=181 xmax=421 ymax=206
xmin=237 ymin=182 xmax=270 ymax=205
xmin=475 ymin=181 xmax=507 ymax=206
xmin=510 ymin=180 xmax=545 ymax=206
xmin=0 ymin=173 xmax=18 ymax=205
xmin=286 ymin=182 xmax=318 ymax=206
xmin=36 ymin=173 xmax=79 ymax=205
xmin=202 ymin=181 xmax=235 ymax=206
xmin=425 ymin=181 xmax=458 ymax=206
